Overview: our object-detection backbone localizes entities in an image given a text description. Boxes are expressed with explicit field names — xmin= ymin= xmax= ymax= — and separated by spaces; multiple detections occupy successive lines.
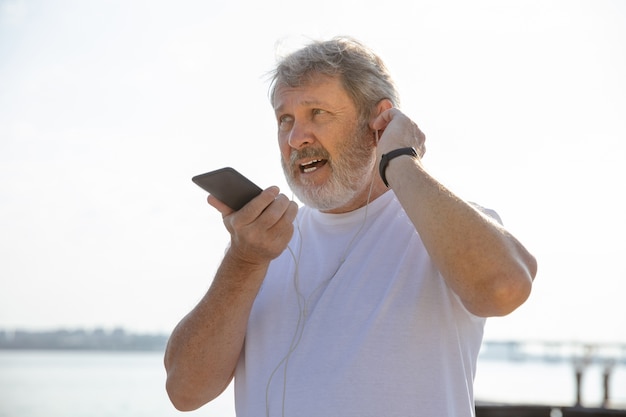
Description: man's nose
xmin=287 ymin=121 xmax=314 ymax=149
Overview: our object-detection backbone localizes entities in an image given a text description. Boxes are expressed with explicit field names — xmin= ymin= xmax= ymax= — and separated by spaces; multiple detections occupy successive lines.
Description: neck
xmin=320 ymin=173 xmax=388 ymax=214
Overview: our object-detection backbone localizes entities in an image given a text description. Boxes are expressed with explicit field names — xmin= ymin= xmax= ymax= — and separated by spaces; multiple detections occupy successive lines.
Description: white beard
xmin=281 ymin=125 xmax=376 ymax=211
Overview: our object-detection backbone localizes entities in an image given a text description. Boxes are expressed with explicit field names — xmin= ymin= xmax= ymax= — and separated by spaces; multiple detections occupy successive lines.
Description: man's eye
xmin=312 ymin=109 xmax=325 ymax=115
xmin=278 ymin=115 xmax=293 ymax=130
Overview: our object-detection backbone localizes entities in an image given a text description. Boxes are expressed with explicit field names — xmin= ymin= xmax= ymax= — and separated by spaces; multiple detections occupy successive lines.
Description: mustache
xmin=289 ymin=146 xmax=331 ymax=165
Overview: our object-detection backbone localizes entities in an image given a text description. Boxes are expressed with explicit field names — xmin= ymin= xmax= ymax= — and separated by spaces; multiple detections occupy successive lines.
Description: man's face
xmin=274 ymin=75 xmax=376 ymax=213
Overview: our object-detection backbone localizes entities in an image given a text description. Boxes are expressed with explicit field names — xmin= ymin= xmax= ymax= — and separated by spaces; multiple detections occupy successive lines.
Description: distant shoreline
xmin=3 ymin=329 xmax=626 ymax=363
xmin=0 ymin=328 xmax=169 ymax=351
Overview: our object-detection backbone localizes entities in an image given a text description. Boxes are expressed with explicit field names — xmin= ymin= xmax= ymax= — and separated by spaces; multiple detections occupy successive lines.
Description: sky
xmin=1 ymin=0 xmax=625 ymax=345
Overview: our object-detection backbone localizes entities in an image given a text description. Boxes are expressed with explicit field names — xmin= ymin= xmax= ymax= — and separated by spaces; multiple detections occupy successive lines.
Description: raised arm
xmin=372 ymin=107 xmax=537 ymax=317
xmin=164 ymin=187 xmax=298 ymax=411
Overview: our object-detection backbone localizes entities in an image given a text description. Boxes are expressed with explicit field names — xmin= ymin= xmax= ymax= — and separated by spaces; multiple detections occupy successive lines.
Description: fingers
xmin=230 ymin=186 xmax=281 ymax=227
xmin=371 ymin=107 xmax=400 ymax=131
xmin=231 ymin=189 xmax=289 ymax=231
xmin=372 ymin=108 xmax=426 ymax=157
xmin=219 ymin=187 xmax=298 ymax=264
xmin=207 ymin=194 xmax=234 ymax=216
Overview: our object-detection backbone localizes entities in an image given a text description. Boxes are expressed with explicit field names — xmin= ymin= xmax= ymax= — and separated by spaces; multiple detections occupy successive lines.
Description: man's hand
xmin=372 ymin=107 xmax=426 ymax=161
xmin=208 ymin=186 xmax=298 ymax=266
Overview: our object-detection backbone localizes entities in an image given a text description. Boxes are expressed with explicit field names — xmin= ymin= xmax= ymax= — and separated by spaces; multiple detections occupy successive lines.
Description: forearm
xmin=386 ymin=156 xmax=537 ymax=317
xmin=164 ymin=250 xmax=268 ymax=411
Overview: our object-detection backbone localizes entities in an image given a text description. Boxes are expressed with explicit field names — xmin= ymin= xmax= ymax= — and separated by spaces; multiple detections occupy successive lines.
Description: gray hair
xmin=269 ymin=36 xmax=400 ymax=122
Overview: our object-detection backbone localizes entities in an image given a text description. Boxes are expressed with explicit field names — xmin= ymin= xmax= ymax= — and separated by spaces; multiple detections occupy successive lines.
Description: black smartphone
xmin=191 ymin=167 xmax=263 ymax=211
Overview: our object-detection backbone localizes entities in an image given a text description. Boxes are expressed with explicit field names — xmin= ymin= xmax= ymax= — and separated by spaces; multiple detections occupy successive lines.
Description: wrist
xmin=224 ymin=245 xmax=271 ymax=273
xmin=379 ymin=147 xmax=418 ymax=187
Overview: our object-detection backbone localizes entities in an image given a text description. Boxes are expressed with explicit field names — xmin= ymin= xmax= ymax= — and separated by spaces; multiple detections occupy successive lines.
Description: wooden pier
xmin=478 ymin=341 xmax=626 ymax=415
xmin=476 ymin=404 xmax=626 ymax=416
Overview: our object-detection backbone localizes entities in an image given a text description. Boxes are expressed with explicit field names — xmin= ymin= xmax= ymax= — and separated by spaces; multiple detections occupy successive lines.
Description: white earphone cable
xmin=265 ymin=157 xmax=378 ymax=417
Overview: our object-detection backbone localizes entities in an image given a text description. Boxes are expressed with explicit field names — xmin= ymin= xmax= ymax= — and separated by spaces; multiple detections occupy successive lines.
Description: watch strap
xmin=379 ymin=147 xmax=418 ymax=187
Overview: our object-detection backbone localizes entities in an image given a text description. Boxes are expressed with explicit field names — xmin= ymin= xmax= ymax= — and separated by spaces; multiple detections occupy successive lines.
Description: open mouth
xmin=300 ymin=159 xmax=328 ymax=173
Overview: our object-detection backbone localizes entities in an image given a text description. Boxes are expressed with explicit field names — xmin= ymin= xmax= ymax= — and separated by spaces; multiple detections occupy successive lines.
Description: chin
xmin=290 ymin=183 xmax=358 ymax=211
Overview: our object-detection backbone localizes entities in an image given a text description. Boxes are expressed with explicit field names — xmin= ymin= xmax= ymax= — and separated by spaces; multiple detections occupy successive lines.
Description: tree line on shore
xmin=0 ymin=328 xmax=169 ymax=351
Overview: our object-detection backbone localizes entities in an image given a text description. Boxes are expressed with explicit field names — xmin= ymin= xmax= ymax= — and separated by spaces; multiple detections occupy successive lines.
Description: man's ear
xmin=369 ymin=99 xmax=394 ymax=130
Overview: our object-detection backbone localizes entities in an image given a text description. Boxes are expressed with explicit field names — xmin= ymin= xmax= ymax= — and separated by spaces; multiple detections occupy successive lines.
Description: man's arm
xmin=373 ymin=108 xmax=537 ymax=317
xmin=164 ymin=187 xmax=298 ymax=411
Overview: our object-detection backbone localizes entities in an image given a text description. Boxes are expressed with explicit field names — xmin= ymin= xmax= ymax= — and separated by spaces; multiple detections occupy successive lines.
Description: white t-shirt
xmin=234 ymin=190 xmax=486 ymax=417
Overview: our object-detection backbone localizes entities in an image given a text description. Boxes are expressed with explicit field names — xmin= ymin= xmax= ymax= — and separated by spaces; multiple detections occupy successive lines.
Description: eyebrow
xmin=274 ymin=99 xmax=330 ymax=114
